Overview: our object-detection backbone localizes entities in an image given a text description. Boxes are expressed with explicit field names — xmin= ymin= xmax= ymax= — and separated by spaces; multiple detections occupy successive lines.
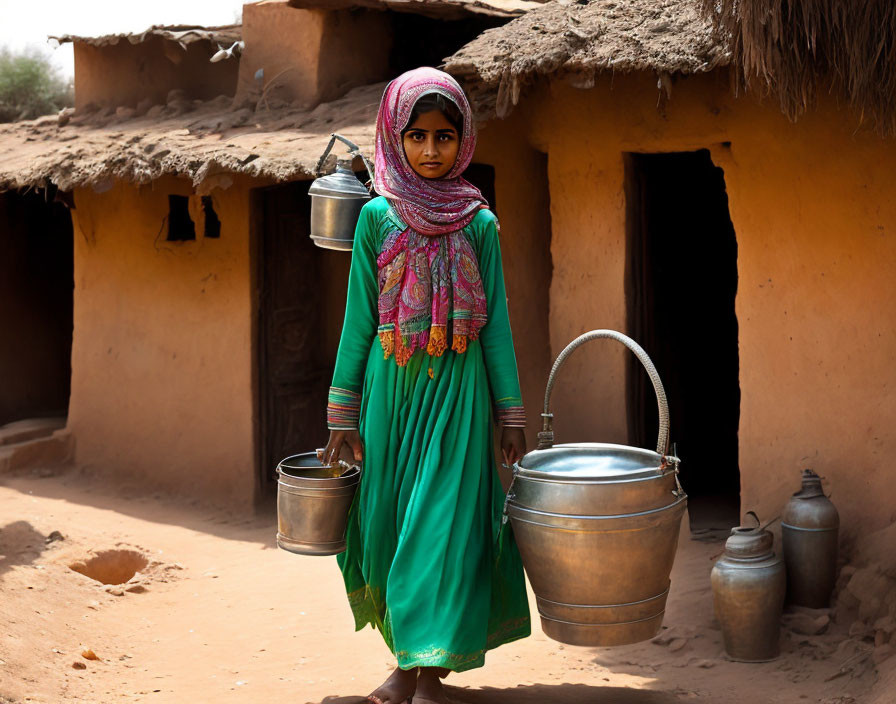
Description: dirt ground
xmin=0 ymin=467 xmax=892 ymax=704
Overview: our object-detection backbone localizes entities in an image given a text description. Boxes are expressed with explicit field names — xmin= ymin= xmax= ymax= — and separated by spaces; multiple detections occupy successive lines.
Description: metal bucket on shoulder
xmin=506 ymin=330 xmax=687 ymax=647
xmin=309 ymin=134 xmax=374 ymax=251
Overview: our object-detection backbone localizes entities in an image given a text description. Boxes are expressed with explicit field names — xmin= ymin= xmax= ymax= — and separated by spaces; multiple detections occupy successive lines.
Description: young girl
xmin=321 ymin=67 xmax=530 ymax=704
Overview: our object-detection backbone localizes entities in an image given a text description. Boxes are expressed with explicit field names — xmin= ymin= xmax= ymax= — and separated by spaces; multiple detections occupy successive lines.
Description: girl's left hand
xmin=501 ymin=427 xmax=527 ymax=467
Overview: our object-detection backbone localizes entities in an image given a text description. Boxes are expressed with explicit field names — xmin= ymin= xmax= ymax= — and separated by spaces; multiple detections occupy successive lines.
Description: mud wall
xmin=475 ymin=112 xmax=553 ymax=453
xmin=237 ymin=4 xmax=326 ymax=108
xmin=73 ymin=38 xmax=239 ymax=110
xmin=68 ymin=176 xmax=256 ymax=507
xmin=513 ymin=73 xmax=896 ymax=541
xmin=717 ymin=100 xmax=896 ymax=545
xmin=237 ymin=2 xmax=391 ymax=109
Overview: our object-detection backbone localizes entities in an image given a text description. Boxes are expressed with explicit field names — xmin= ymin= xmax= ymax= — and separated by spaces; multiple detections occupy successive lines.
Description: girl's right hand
xmin=320 ymin=429 xmax=364 ymax=466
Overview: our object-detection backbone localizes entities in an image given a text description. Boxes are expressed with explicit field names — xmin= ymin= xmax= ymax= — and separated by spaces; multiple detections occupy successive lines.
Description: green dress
xmin=328 ymin=196 xmax=531 ymax=672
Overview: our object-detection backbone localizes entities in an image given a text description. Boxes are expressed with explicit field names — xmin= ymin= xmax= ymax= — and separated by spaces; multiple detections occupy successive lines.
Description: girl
xmin=321 ymin=67 xmax=530 ymax=704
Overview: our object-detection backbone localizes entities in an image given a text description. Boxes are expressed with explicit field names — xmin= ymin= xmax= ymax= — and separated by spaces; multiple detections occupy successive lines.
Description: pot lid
xmin=309 ymin=165 xmax=371 ymax=199
xmin=515 ymin=443 xmax=667 ymax=482
xmin=724 ymin=526 xmax=774 ymax=559
xmin=793 ymin=468 xmax=825 ymax=499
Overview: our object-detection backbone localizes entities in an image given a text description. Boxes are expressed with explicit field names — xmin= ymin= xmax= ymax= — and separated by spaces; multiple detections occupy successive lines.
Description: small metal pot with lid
xmin=506 ymin=330 xmax=687 ymax=647
xmin=309 ymin=133 xmax=374 ymax=251
xmin=711 ymin=518 xmax=785 ymax=661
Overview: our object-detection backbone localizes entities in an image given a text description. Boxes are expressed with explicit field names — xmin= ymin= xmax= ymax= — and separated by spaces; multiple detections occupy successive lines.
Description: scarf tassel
xmin=379 ymin=326 xmax=472 ymax=367
xmin=426 ymin=326 xmax=448 ymax=356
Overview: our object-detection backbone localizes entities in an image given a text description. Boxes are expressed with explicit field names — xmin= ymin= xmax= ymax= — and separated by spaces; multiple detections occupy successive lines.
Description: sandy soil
xmin=0 ymin=468 xmax=890 ymax=704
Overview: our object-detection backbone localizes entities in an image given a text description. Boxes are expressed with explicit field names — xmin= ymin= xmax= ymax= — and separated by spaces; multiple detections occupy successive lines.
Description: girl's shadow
xmin=314 ymin=683 xmax=682 ymax=704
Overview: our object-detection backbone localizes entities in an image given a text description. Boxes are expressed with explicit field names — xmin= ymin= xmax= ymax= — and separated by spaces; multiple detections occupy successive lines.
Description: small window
xmin=167 ymin=195 xmax=195 ymax=241
xmin=202 ymin=196 xmax=221 ymax=239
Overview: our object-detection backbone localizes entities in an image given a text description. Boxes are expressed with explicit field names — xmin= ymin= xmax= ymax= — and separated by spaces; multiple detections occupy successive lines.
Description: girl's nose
xmin=424 ymin=137 xmax=438 ymax=157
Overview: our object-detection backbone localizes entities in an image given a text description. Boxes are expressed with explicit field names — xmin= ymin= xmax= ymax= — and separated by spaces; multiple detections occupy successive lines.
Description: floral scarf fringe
xmin=377 ymin=225 xmax=487 ymax=366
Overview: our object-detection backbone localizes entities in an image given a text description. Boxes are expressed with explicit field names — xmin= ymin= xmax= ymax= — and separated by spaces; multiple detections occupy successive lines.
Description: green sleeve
xmin=327 ymin=200 xmax=382 ymax=430
xmin=475 ymin=212 xmax=527 ymax=429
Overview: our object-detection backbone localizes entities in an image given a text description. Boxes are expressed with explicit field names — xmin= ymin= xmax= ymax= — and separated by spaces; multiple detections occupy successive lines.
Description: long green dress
xmin=327 ymin=196 xmax=531 ymax=672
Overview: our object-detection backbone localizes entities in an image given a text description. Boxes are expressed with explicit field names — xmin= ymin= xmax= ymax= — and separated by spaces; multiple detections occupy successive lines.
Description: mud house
xmin=1 ymin=0 xmax=895 ymax=549
xmin=0 ymin=0 xmax=538 ymax=505
xmin=445 ymin=0 xmax=896 ymax=542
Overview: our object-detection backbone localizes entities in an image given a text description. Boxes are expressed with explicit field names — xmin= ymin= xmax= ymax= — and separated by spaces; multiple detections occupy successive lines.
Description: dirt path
xmin=0 ymin=470 xmax=888 ymax=703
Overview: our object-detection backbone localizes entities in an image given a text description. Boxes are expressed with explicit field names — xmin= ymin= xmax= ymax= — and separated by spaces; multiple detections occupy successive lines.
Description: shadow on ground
xmin=311 ymin=683 xmax=682 ymax=704
xmin=0 ymin=520 xmax=50 ymax=579
xmin=0 ymin=471 xmax=278 ymax=545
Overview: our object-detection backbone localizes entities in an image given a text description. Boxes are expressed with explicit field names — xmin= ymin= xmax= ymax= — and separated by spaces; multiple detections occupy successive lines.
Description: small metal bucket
xmin=276 ymin=452 xmax=361 ymax=556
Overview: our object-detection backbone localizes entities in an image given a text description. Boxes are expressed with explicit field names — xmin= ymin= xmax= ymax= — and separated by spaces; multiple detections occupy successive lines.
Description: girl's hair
xmin=403 ymin=92 xmax=464 ymax=135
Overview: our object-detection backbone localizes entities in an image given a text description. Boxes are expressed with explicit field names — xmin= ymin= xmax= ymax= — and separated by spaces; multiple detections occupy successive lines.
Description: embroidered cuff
xmin=327 ymin=387 xmax=361 ymax=430
xmin=496 ymin=405 xmax=527 ymax=429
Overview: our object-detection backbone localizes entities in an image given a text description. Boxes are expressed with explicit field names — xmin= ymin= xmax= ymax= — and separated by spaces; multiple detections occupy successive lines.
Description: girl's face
xmin=402 ymin=109 xmax=460 ymax=179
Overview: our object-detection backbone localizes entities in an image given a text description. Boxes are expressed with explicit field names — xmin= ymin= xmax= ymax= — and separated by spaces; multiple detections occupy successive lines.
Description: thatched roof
xmin=50 ymin=25 xmax=242 ymax=49
xmin=287 ymin=0 xmax=541 ymax=19
xmin=701 ymin=1 xmax=896 ymax=136
xmin=445 ymin=0 xmax=729 ymax=117
xmin=0 ymin=83 xmax=381 ymax=193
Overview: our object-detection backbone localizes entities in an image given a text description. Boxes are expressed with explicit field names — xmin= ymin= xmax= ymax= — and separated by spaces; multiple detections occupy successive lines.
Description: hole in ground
xmin=68 ymin=549 xmax=148 ymax=585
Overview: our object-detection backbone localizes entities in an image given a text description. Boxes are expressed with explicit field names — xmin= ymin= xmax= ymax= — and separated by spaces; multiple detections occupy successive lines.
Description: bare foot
xmin=413 ymin=667 xmax=450 ymax=704
xmin=366 ymin=666 xmax=417 ymax=704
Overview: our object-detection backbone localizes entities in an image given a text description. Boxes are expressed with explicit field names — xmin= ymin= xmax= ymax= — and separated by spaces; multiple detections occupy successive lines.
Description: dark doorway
xmin=387 ymin=14 xmax=506 ymax=77
xmin=255 ymin=181 xmax=350 ymax=496
xmin=464 ymin=163 xmax=497 ymax=215
xmin=0 ymin=190 xmax=73 ymax=426
xmin=625 ymin=149 xmax=740 ymax=529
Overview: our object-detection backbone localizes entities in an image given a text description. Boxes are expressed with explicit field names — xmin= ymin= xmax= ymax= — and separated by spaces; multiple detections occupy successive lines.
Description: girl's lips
xmin=421 ymin=162 xmax=442 ymax=167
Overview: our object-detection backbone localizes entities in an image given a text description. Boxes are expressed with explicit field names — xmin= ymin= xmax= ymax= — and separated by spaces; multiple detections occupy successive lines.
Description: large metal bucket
xmin=507 ymin=330 xmax=687 ymax=647
xmin=276 ymin=452 xmax=360 ymax=556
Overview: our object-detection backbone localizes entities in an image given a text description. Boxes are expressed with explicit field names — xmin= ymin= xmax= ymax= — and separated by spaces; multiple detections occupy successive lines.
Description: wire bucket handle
xmin=537 ymin=329 xmax=671 ymax=456
xmin=315 ymin=133 xmax=375 ymax=184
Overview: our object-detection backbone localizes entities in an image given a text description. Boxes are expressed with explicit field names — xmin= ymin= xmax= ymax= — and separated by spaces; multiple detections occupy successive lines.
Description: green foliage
xmin=0 ymin=46 xmax=73 ymax=122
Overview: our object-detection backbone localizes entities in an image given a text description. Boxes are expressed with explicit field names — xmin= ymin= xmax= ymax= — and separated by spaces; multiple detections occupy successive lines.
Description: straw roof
xmin=445 ymin=0 xmax=729 ymax=117
xmin=0 ymin=83 xmax=382 ymax=193
xmin=287 ymin=0 xmax=541 ymax=19
xmin=50 ymin=25 xmax=242 ymax=49
xmin=701 ymin=0 xmax=896 ymax=136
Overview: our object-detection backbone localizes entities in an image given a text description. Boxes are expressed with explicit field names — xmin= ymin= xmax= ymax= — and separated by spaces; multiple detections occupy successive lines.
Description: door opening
xmin=255 ymin=181 xmax=350 ymax=496
xmin=625 ymin=149 xmax=740 ymax=529
xmin=0 ymin=189 xmax=73 ymax=426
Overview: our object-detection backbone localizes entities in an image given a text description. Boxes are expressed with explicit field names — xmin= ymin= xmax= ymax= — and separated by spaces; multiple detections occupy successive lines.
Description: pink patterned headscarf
xmin=372 ymin=67 xmax=489 ymax=366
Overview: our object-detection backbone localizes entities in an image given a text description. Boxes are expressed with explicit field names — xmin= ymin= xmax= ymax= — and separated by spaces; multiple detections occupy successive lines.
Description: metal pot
xmin=782 ymin=469 xmax=839 ymax=608
xmin=507 ymin=330 xmax=687 ymax=647
xmin=309 ymin=134 xmax=374 ymax=251
xmin=276 ymin=452 xmax=360 ymax=556
xmin=711 ymin=522 xmax=785 ymax=662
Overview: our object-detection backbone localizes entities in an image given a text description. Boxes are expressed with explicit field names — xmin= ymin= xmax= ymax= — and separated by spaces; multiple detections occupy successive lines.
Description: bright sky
xmin=1 ymin=0 xmax=247 ymax=79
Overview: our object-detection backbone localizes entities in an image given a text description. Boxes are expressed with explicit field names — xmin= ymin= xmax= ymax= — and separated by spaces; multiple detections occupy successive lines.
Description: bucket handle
xmin=315 ymin=133 xmax=375 ymax=185
xmin=537 ymin=329 xmax=670 ymax=456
